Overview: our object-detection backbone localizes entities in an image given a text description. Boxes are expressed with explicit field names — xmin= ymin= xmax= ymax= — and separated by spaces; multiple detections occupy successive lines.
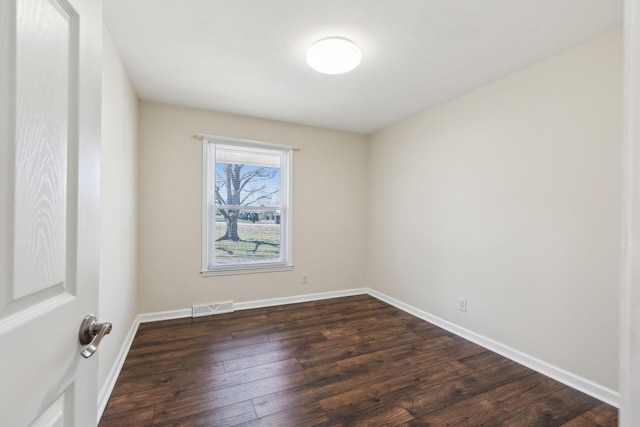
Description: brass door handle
xmin=78 ymin=314 xmax=112 ymax=358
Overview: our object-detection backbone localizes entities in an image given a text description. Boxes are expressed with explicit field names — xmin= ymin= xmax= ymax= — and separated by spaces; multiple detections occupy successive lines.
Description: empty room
xmin=3 ymin=0 xmax=640 ymax=426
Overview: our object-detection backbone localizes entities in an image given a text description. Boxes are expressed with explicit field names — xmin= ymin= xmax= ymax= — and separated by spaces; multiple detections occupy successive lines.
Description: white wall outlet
xmin=302 ymin=273 xmax=308 ymax=284
xmin=459 ymin=298 xmax=468 ymax=312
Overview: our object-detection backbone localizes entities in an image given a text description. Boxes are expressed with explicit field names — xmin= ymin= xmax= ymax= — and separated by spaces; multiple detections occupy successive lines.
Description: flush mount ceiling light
xmin=306 ymin=37 xmax=361 ymax=75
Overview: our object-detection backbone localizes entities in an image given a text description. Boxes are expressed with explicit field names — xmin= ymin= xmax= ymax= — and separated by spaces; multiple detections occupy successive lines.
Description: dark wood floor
xmin=99 ymin=295 xmax=617 ymax=426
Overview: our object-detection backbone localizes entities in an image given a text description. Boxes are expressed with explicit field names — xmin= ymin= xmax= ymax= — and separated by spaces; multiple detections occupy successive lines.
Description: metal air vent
xmin=192 ymin=301 xmax=234 ymax=318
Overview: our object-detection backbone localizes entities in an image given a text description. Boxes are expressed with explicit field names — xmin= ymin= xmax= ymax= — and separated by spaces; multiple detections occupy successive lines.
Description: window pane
xmin=214 ymin=162 xmax=281 ymax=208
xmin=213 ymin=209 xmax=282 ymax=265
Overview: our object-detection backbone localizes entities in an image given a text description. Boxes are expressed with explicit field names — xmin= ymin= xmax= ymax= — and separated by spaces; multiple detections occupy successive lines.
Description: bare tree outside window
xmin=215 ymin=162 xmax=279 ymax=242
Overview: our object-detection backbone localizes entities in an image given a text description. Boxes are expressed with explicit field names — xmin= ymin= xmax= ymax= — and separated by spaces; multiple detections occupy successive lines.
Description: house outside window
xmin=201 ymin=135 xmax=293 ymax=275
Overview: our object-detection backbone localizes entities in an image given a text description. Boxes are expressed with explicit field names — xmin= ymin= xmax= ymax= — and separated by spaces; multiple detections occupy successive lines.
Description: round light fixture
xmin=306 ymin=37 xmax=361 ymax=75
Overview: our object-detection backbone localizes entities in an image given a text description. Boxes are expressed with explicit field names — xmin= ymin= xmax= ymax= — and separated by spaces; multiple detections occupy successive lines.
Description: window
xmin=201 ymin=135 xmax=292 ymax=275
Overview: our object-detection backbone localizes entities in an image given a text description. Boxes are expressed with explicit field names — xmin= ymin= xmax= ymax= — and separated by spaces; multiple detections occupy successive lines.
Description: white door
xmin=0 ymin=0 xmax=102 ymax=425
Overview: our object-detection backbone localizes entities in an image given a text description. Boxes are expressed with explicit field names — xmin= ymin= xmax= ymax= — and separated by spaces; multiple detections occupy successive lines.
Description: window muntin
xmin=203 ymin=137 xmax=292 ymax=274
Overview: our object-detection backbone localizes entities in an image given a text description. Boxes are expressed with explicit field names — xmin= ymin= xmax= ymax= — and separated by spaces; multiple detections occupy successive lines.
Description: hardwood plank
xmin=494 ymin=374 xmax=570 ymax=412
xmin=398 ymin=358 xmax=535 ymax=418
xmin=319 ymin=370 xmax=425 ymax=416
xmin=411 ymin=373 xmax=565 ymax=425
xmin=335 ymin=338 xmax=467 ymax=375
xmin=235 ymin=402 xmax=330 ymax=427
xmin=563 ymin=404 xmax=620 ymax=427
xmin=221 ymin=347 xmax=305 ymax=372
xmin=405 ymin=339 xmax=489 ymax=370
xmin=99 ymin=295 xmax=618 ymax=427
xmin=458 ymin=349 xmax=510 ymax=371
xmin=108 ymin=360 xmax=225 ymax=398
xmin=99 ymin=406 xmax=155 ymax=427
xmin=413 ymin=398 xmax=505 ymax=426
xmin=149 ymin=362 xmax=344 ymax=424
xmin=331 ymin=404 xmax=415 ymax=426
xmin=153 ymin=399 xmax=256 ymax=427
xmin=491 ymin=386 xmax=601 ymax=425
xmin=296 ymin=331 xmax=422 ymax=368
xmin=561 ymin=415 xmax=601 ymax=427
xmin=251 ymin=357 xmax=413 ymax=418
xmin=113 ymin=357 xmax=303 ymax=401
xmin=580 ymin=403 xmax=619 ymax=427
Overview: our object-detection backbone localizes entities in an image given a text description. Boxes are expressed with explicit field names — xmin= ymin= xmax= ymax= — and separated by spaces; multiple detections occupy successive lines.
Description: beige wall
xmin=367 ymin=31 xmax=622 ymax=390
xmin=137 ymin=102 xmax=368 ymax=312
xmin=99 ymin=27 xmax=139 ymax=393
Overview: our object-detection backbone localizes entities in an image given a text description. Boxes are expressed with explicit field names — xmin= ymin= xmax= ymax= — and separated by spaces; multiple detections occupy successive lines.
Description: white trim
xmin=201 ymin=264 xmax=293 ymax=276
xmin=234 ymin=288 xmax=368 ymax=311
xmin=619 ymin=0 xmax=640 ymax=427
xmin=138 ymin=308 xmax=192 ymax=323
xmin=367 ymin=288 xmax=620 ymax=408
xmin=97 ymin=317 xmax=141 ymax=422
xmin=124 ymin=289 xmax=368 ymax=324
xmin=201 ymin=138 xmax=209 ymax=272
xmin=621 ymin=1 xmax=640 ymax=425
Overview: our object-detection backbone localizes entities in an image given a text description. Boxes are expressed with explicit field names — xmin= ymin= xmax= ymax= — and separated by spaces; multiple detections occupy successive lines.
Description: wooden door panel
xmin=0 ymin=0 xmax=101 ymax=425
xmin=14 ymin=0 xmax=76 ymax=301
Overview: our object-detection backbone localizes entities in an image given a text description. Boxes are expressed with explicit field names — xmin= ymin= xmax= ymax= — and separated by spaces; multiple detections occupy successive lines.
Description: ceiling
xmin=104 ymin=0 xmax=622 ymax=135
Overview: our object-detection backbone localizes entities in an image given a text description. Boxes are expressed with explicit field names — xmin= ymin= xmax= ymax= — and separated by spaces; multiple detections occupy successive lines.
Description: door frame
xmin=621 ymin=0 xmax=640 ymax=425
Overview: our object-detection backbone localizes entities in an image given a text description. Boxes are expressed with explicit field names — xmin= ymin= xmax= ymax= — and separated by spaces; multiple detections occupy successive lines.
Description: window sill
xmin=201 ymin=264 xmax=294 ymax=277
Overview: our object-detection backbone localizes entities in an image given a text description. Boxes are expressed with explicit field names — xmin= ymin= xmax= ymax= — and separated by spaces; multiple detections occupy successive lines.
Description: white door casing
xmin=622 ymin=0 xmax=640 ymax=425
xmin=0 ymin=0 xmax=102 ymax=426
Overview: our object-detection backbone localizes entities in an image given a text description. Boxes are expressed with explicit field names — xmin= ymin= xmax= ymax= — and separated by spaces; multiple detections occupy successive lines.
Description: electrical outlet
xmin=301 ymin=273 xmax=308 ymax=284
xmin=459 ymin=298 xmax=468 ymax=312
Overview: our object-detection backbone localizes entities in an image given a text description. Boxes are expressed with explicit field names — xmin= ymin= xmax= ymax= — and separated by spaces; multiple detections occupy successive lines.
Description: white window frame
xmin=200 ymin=135 xmax=293 ymax=276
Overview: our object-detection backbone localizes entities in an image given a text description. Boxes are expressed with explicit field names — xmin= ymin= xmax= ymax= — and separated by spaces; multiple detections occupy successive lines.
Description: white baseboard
xmin=137 ymin=289 xmax=369 ymax=322
xmin=98 ymin=286 xmax=619 ymax=423
xmin=97 ymin=315 xmax=141 ymax=422
xmin=234 ymin=288 xmax=369 ymax=311
xmin=367 ymin=288 xmax=620 ymax=408
xmin=138 ymin=308 xmax=192 ymax=323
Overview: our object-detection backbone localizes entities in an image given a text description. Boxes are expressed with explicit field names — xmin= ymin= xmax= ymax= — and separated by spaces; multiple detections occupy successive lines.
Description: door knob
xmin=78 ymin=314 xmax=112 ymax=358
